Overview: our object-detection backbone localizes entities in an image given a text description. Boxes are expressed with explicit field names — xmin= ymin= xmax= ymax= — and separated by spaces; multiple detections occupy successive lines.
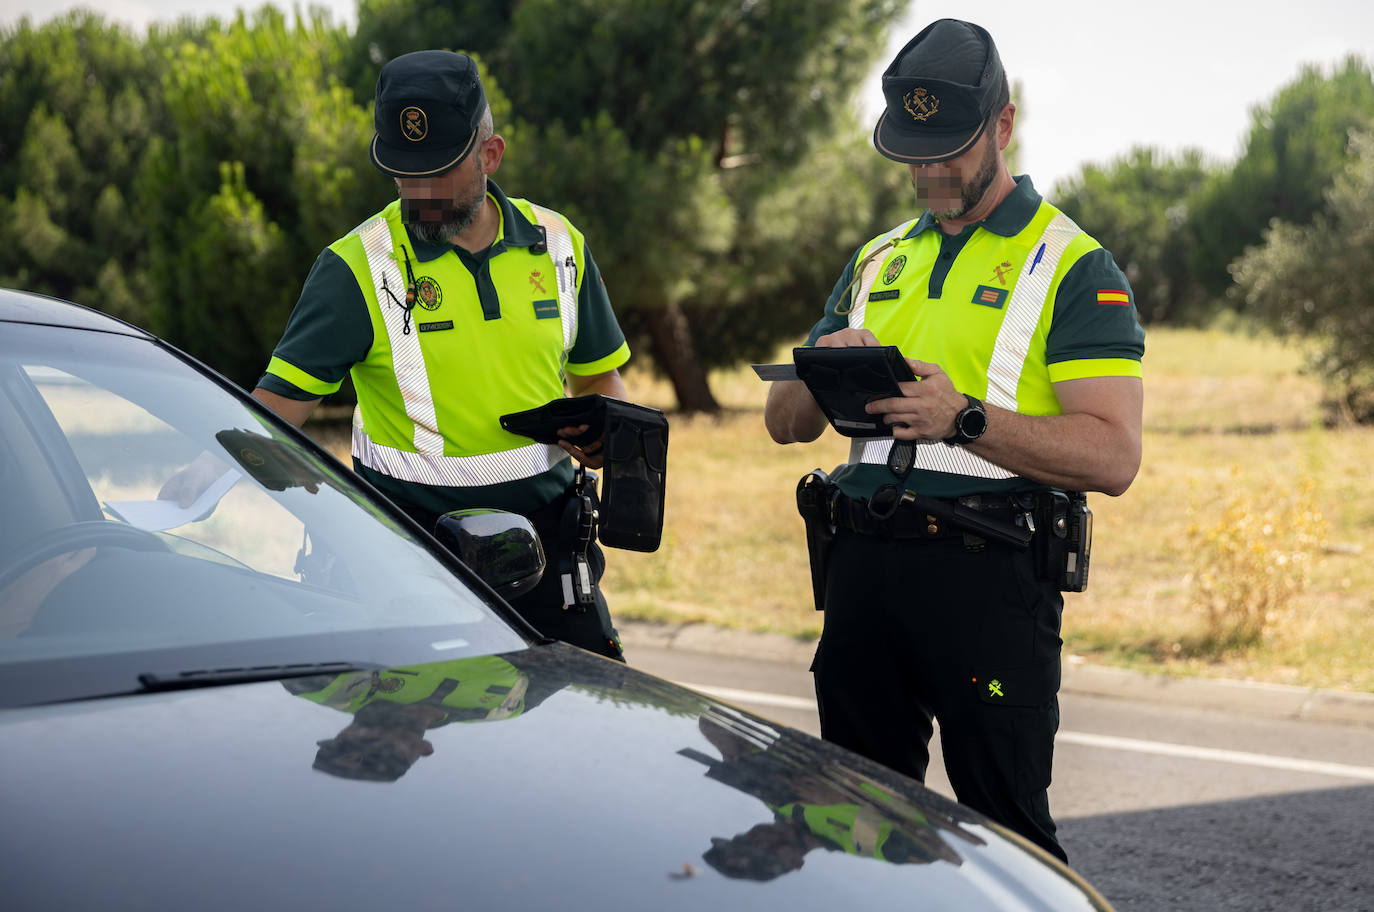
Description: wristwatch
xmin=942 ymin=394 xmax=988 ymax=446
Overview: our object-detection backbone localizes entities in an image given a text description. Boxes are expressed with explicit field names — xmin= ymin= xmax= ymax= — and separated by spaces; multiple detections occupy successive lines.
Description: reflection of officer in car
xmin=287 ymin=656 xmax=538 ymax=782
xmin=685 ymin=715 xmax=974 ymax=880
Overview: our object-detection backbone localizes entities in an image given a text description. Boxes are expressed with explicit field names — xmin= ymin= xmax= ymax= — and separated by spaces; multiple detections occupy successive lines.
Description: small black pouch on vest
xmin=599 ymin=399 xmax=669 ymax=552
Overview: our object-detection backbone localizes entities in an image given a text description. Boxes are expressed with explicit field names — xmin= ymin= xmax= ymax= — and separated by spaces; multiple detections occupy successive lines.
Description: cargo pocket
xmin=969 ymin=659 xmax=1060 ymax=796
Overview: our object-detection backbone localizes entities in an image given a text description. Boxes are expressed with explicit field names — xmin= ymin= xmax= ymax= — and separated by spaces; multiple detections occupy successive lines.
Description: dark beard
xmin=402 ymin=178 xmax=487 ymax=244
xmin=925 ymin=137 xmax=999 ymax=220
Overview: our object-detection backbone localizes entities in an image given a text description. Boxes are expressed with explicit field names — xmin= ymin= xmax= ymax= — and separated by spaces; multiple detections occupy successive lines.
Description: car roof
xmin=0 ymin=286 xmax=154 ymax=339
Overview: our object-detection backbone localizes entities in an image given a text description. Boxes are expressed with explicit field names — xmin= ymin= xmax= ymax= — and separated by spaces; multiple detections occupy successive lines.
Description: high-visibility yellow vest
xmin=324 ymin=199 xmax=585 ymax=489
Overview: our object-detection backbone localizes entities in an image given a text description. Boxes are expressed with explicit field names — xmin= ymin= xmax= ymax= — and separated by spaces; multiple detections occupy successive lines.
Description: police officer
xmin=253 ymin=50 xmax=633 ymax=660
xmin=763 ymin=19 xmax=1144 ymax=863
xmin=289 ymin=655 xmax=540 ymax=781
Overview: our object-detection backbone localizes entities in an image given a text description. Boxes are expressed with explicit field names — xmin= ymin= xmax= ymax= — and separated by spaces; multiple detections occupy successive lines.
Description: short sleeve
xmin=1045 ymin=248 xmax=1146 ymax=382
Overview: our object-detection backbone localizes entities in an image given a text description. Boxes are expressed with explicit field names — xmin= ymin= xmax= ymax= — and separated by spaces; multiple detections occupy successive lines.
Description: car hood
xmin=0 ymin=643 xmax=1108 ymax=911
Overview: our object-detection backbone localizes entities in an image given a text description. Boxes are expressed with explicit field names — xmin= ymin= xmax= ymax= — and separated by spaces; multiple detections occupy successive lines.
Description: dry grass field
xmin=310 ymin=328 xmax=1374 ymax=692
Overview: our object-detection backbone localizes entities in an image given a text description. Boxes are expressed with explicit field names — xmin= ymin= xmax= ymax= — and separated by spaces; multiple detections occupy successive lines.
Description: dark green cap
xmin=873 ymin=19 xmax=1004 ymax=164
xmin=370 ymin=50 xmax=487 ymax=178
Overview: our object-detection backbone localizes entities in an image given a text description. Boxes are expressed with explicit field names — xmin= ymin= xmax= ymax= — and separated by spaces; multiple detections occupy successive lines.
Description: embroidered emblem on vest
xmin=903 ymin=88 xmax=939 ymax=122
xmin=883 ymin=255 xmax=907 ymax=285
xmin=532 ymin=299 xmax=559 ymax=319
xmin=529 ymin=270 xmax=547 ymax=293
xmin=972 ymin=285 xmax=1008 ymax=309
xmin=418 ymin=320 xmax=453 ymax=333
xmin=867 ymin=289 xmax=900 ymax=302
xmin=991 ymin=261 xmax=1013 ymax=285
xmin=413 ymin=276 xmax=442 ymax=310
xmin=401 ymin=107 xmax=428 ymax=141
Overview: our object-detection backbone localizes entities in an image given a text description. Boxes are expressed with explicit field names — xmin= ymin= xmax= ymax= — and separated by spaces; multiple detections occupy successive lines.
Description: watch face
xmin=961 ymin=406 xmax=988 ymax=438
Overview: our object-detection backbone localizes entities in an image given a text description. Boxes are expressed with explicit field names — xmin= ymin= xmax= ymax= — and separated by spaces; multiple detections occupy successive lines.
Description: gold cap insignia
xmin=400 ymin=106 xmax=428 ymax=142
xmin=902 ymin=88 xmax=940 ymax=122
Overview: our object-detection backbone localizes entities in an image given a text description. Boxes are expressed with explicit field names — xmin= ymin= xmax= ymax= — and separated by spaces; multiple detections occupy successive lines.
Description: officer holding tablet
xmin=165 ymin=51 xmax=637 ymax=660
xmin=763 ymin=19 xmax=1144 ymax=862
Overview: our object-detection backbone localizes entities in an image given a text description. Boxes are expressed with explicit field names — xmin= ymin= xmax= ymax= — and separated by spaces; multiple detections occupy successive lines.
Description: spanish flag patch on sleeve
xmin=1097 ymin=288 xmax=1130 ymax=306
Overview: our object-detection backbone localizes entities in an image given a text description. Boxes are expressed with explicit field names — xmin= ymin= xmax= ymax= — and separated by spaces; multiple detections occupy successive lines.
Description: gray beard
xmin=407 ymin=193 xmax=485 ymax=244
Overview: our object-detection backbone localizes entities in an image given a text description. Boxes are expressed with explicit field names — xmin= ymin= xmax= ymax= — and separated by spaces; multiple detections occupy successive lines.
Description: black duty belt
xmin=831 ymin=489 xmax=1032 ymax=548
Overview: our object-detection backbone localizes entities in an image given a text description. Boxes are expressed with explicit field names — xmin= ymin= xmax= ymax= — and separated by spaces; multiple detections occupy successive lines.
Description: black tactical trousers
xmin=811 ymin=526 xmax=1067 ymax=863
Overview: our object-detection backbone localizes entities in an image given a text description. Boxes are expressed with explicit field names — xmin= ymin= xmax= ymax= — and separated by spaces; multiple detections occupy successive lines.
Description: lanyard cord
xmin=380 ymin=245 xmax=420 ymax=335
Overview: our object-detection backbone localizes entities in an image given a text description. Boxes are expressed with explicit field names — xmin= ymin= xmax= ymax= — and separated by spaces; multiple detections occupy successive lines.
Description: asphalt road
xmin=624 ymin=641 xmax=1374 ymax=912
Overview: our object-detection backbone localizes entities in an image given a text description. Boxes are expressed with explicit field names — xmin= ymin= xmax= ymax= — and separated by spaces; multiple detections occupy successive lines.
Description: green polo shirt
xmin=806 ymin=176 xmax=1145 ymax=500
xmin=258 ymin=181 xmax=629 ymax=517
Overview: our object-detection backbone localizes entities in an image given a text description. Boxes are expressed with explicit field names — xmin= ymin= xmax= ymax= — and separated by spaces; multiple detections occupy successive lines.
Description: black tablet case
xmin=792 ymin=346 xmax=915 ymax=437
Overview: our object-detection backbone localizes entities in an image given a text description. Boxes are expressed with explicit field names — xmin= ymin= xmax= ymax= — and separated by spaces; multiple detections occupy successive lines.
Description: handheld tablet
xmin=792 ymin=345 xmax=915 ymax=437
xmin=499 ymin=395 xmax=604 ymax=447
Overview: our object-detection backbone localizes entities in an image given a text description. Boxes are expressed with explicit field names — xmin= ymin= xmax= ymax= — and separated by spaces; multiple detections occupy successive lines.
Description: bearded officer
xmin=253 ymin=51 xmax=633 ymax=660
xmin=764 ymin=19 xmax=1145 ymax=862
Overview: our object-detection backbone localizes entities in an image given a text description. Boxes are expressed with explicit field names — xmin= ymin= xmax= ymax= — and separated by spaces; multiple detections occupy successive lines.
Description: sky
xmin=4 ymin=0 xmax=1374 ymax=191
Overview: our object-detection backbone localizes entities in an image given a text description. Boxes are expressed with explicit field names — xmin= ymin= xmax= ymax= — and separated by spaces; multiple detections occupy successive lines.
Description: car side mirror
xmin=432 ymin=508 xmax=545 ymax=601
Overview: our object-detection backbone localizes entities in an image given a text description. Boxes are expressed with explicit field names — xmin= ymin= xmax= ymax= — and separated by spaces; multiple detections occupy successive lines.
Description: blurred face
xmin=909 ymin=126 xmax=1000 ymax=220
xmin=396 ymin=144 xmax=489 ymax=244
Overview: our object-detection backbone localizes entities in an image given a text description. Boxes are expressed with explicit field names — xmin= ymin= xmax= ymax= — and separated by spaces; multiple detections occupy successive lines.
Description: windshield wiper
xmin=137 ymin=661 xmax=378 ymax=692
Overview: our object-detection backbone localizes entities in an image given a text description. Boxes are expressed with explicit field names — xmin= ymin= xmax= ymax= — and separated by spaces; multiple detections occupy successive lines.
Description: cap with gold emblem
xmin=370 ymin=50 xmax=488 ymax=178
xmin=873 ymin=19 xmax=1005 ymax=165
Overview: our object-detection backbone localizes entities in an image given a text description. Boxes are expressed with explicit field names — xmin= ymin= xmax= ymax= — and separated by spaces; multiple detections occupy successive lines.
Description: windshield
xmin=0 ymin=320 xmax=528 ymax=701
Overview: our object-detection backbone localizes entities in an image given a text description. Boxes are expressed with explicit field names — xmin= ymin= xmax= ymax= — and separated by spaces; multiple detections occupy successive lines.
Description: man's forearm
xmin=966 ymin=399 xmax=1142 ymax=496
xmin=765 ymin=380 xmax=829 ymax=444
xmin=252 ymin=387 xmax=322 ymax=429
xmin=567 ymin=369 xmax=628 ymax=401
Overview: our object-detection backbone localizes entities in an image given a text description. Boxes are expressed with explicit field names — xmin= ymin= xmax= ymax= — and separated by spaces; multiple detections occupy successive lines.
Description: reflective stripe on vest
xmin=846 ymin=211 xmax=1082 ymax=480
xmin=348 ymin=214 xmax=571 ymax=487
xmin=351 ymin=408 xmax=566 ymax=487
xmin=529 ymin=204 xmax=579 ymax=353
xmin=358 ymin=216 xmax=443 ymax=455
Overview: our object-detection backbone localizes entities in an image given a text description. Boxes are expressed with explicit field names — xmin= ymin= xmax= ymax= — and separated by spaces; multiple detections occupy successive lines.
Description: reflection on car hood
xmin=0 ymin=643 xmax=1109 ymax=911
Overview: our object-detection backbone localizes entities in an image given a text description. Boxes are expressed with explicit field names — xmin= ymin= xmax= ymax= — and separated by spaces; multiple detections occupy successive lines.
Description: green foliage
xmin=1186 ymin=55 xmax=1374 ymax=298
xmin=1054 ymin=146 xmax=1215 ymax=325
xmin=135 ymin=6 xmax=383 ymax=388
xmin=1231 ymin=128 xmax=1374 ymax=420
xmin=0 ymin=12 xmax=172 ymax=322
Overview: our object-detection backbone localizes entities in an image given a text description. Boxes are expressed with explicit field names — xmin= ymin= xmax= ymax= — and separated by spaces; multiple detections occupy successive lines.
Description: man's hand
xmin=562 ymin=368 xmax=627 ymax=470
xmin=864 ymin=358 xmax=967 ymax=441
xmin=814 ymin=327 xmax=882 ymax=349
xmin=556 ymin=425 xmax=604 ymax=469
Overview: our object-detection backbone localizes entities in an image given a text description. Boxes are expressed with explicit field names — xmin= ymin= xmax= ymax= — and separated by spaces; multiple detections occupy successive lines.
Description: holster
xmin=795 ymin=470 xmax=838 ymax=612
xmin=1020 ymin=490 xmax=1092 ymax=592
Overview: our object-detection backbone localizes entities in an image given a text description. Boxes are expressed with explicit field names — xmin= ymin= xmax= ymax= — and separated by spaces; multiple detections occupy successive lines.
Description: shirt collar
xmin=902 ymin=175 xmax=1042 ymax=240
xmin=403 ymin=180 xmax=545 ymax=262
